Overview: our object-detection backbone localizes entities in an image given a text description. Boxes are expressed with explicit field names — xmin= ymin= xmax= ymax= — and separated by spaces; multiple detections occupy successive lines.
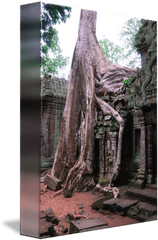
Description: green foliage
xmin=41 ymin=3 xmax=71 ymax=76
xmin=97 ymin=203 xmax=103 ymax=210
xmin=123 ymin=76 xmax=136 ymax=85
xmin=111 ymin=204 xmax=117 ymax=213
xmin=99 ymin=18 xmax=142 ymax=68
xmin=120 ymin=18 xmax=141 ymax=48
xmin=41 ymin=50 xmax=69 ymax=76
xmin=99 ymin=176 xmax=110 ymax=187
xmin=41 ymin=3 xmax=71 ymax=31
xmin=119 ymin=18 xmax=142 ymax=68
xmin=99 ymin=37 xmax=124 ymax=64
xmin=64 ymin=190 xmax=72 ymax=198
xmin=91 ymin=189 xmax=97 ymax=194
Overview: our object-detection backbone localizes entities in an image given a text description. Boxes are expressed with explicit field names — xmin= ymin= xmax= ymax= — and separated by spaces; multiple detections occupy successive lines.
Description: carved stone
xmin=147 ymin=125 xmax=154 ymax=183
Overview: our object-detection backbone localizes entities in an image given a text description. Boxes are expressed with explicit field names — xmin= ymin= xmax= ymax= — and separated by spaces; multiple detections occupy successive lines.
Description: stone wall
xmin=40 ymin=74 xmax=68 ymax=171
xmin=40 ymin=20 xmax=157 ymax=185
xmin=94 ymin=19 xmax=157 ymax=187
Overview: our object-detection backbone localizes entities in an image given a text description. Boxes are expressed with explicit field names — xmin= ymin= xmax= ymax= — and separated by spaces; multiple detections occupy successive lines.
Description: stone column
xmin=110 ymin=132 xmax=117 ymax=163
xmin=140 ymin=125 xmax=146 ymax=170
xmin=134 ymin=111 xmax=146 ymax=189
xmin=147 ymin=125 xmax=153 ymax=183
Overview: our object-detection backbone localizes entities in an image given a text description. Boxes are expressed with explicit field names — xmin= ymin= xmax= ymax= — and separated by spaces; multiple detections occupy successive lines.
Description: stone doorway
xmin=94 ymin=138 xmax=100 ymax=180
xmin=135 ymin=129 xmax=141 ymax=155
xmin=152 ymin=124 xmax=157 ymax=182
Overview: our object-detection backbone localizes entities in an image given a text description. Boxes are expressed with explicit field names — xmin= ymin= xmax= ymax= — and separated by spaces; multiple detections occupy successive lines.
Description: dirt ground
xmin=40 ymin=183 xmax=139 ymax=235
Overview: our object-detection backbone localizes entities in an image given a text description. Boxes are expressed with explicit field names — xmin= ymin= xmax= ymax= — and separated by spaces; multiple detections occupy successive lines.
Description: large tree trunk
xmin=51 ymin=10 xmax=137 ymax=195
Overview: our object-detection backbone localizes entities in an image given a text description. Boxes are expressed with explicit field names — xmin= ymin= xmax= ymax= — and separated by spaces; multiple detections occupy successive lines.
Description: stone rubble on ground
xmin=40 ymin=207 xmax=68 ymax=238
xmin=65 ymin=210 xmax=88 ymax=221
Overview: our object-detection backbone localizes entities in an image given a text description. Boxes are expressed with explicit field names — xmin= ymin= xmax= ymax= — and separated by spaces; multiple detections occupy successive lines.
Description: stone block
xmin=116 ymin=199 xmax=139 ymax=212
xmin=69 ymin=218 xmax=109 ymax=234
xmin=40 ymin=218 xmax=55 ymax=237
xmin=103 ymin=198 xmax=138 ymax=212
xmin=137 ymin=174 xmax=145 ymax=180
xmin=145 ymin=214 xmax=157 ymax=222
xmin=40 ymin=208 xmax=54 ymax=219
xmin=138 ymin=202 xmax=157 ymax=217
xmin=125 ymin=188 xmax=157 ymax=205
xmin=46 ymin=214 xmax=59 ymax=225
xmin=133 ymin=179 xmax=144 ymax=189
xmin=91 ymin=196 xmax=113 ymax=210
xmin=102 ymin=198 xmax=118 ymax=211
xmin=136 ymin=213 xmax=149 ymax=222
xmin=127 ymin=209 xmax=138 ymax=218
xmin=44 ymin=174 xmax=62 ymax=191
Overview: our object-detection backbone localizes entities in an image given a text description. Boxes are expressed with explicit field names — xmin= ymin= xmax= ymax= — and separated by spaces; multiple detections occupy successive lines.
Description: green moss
xmin=65 ymin=219 xmax=71 ymax=224
xmin=99 ymin=176 xmax=110 ymax=187
xmin=111 ymin=204 xmax=117 ymax=213
xmin=64 ymin=190 xmax=72 ymax=198
xmin=92 ymin=189 xmax=97 ymax=194
xmin=97 ymin=203 xmax=103 ymax=210
xmin=123 ymin=190 xmax=128 ymax=196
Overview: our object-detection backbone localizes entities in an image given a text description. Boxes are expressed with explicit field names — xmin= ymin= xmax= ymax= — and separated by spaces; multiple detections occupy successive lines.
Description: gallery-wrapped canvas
xmin=20 ymin=1 xmax=157 ymax=238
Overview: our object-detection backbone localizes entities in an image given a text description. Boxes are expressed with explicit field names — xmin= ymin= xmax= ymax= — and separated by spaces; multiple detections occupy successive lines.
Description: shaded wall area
xmin=40 ymin=74 xmax=68 ymax=171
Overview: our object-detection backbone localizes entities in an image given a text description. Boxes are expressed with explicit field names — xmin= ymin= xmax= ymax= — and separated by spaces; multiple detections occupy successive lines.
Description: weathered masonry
xmin=94 ymin=19 xmax=157 ymax=188
xmin=40 ymin=74 xmax=68 ymax=171
xmin=41 ymin=19 xmax=157 ymax=188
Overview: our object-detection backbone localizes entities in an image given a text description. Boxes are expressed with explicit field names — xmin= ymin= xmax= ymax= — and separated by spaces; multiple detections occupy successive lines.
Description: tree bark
xmin=51 ymin=10 xmax=137 ymax=194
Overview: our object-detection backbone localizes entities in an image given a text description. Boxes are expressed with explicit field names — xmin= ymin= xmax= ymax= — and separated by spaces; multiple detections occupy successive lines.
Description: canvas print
xmin=40 ymin=1 xmax=157 ymax=237
xmin=21 ymin=1 xmax=157 ymax=238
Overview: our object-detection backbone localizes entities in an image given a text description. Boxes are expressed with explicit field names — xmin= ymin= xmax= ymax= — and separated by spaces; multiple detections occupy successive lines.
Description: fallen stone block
xmin=127 ymin=210 xmax=138 ymax=218
xmin=91 ymin=195 xmax=113 ymax=210
xmin=136 ymin=213 xmax=149 ymax=222
xmin=40 ymin=208 xmax=54 ymax=219
xmin=138 ymin=202 xmax=157 ymax=218
xmin=127 ymin=206 xmax=140 ymax=218
xmin=69 ymin=218 xmax=109 ymax=234
xmin=116 ymin=199 xmax=138 ymax=212
xmin=44 ymin=174 xmax=62 ymax=191
xmin=125 ymin=187 xmax=157 ymax=205
xmin=40 ymin=218 xmax=55 ymax=237
xmin=103 ymin=198 xmax=138 ymax=212
xmin=134 ymin=179 xmax=144 ymax=189
xmin=46 ymin=213 xmax=59 ymax=225
xmin=102 ymin=198 xmax=118 ymax=211
xmin=145 ymin=214 xmax=157 ymax=222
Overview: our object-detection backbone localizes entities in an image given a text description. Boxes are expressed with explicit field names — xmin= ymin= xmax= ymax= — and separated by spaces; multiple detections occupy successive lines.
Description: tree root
xmin=95 ymin=183 xmax=120 ymax=198
xmin=96 ymin=96 xmax=124 ymax=186
xmin=54 ymin=157 xmax=91 ymax=197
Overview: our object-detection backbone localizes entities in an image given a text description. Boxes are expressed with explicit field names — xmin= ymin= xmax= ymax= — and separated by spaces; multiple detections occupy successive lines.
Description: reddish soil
xmin=40 ymin=183 xmax=139 ymax=235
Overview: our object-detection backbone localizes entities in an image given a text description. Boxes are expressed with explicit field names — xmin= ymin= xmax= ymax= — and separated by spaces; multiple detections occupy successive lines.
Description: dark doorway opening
xmin=94 ymin=138 xmax=100 ymax=182
xmin=152 ymin=124 xmax=157 ymax=182
xmin=135 ymin=129 xmax=141 ymax=154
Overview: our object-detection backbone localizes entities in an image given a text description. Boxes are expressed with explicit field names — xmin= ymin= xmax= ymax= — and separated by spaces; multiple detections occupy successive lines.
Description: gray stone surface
xmin=116 ymin=199 xmax=139 ymax=212
xmin=138 ymin=202 xmax=157 ymax=217
xmin=125 ymin=187 xmax=157 ymax=205
xmin=145 ymin=214 xmax=157 ymax=222
xmin=103 ymin=198 xmax=138 ymax=212
xmin=136 ymin=213 xmax=149 ymax=222
xmin=91 ymin=195 xmax=113 ymax=210
xmin=69 ymin=218 xmax=109 ymax=234
xmin=127 ymin=209 xmax=139 ymax=218
xmin=40 ymin=218 xmax=55 ymax=237
xmin=40 ymin=207 xmax=54 ymax=218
